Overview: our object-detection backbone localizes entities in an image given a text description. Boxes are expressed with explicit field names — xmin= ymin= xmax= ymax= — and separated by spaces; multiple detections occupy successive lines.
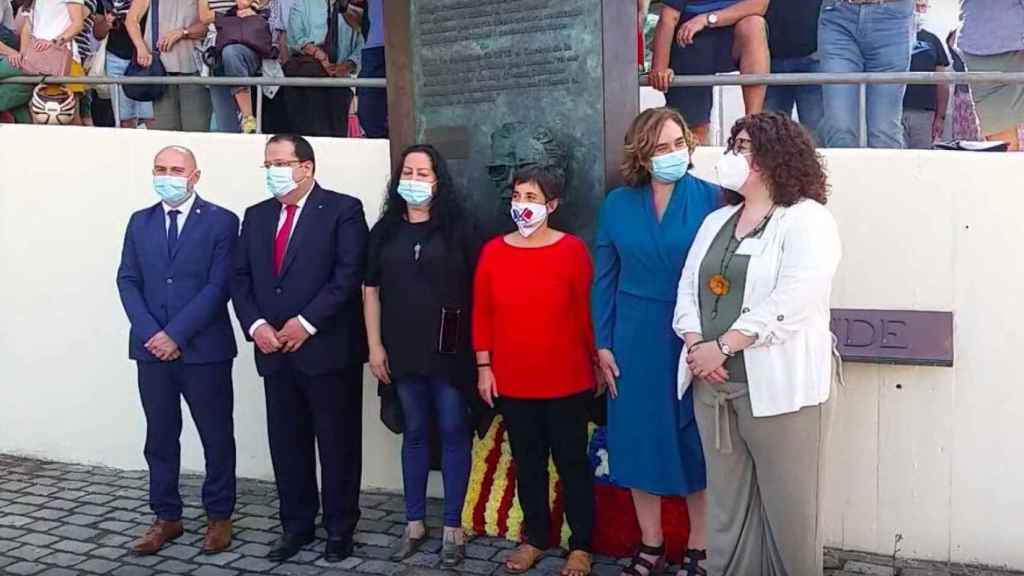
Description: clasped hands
xmin=254 ymin=318 xmax=311 ymax=355
xmin=686 ymin=340 xmax=730 ymax=385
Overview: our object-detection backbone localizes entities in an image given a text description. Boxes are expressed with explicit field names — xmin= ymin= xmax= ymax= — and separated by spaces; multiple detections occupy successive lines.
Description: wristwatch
xmin=717 ymin=337 xmax=735 ymax=358
xmin=706 ymin=12 xmax=719 ymax=27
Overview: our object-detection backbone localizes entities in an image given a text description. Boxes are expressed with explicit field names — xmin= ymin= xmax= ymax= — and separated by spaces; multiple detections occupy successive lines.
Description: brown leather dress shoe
xmin=201 ymin=519 xmax=233 ymax=554
xmin=132 ymin=520 xmax=184 ymax=555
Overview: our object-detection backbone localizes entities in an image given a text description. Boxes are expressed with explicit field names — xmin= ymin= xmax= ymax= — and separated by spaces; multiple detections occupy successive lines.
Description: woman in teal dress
xmin=592 ymin=108 xmax=720 ymax=576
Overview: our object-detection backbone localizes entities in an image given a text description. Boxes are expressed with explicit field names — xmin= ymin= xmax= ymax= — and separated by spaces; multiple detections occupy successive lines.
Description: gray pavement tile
xmin=156 ymin=543 xmax=199 ymax=561
xmin=43 ymin=500 xmax=81 ymax=511
xmin=123 ymin=554 xmax=165 ymax=567
xmin=0 ymin=514 xmax=35 ymax=527
xmin=38 ymin=568 xmax=81 ymax=576
xmin=236 ymin=530 xmax=279 ymax=545
xmin=111 ymin=566 xmax=158 ymax=576
xmin=39 ymin=551 xmax=89 ymax=567
xmin=353 ymin=532 xmax=396 ymax=548
xmin=4 ymin=561 xmax=49 ymax=575
xmin=25 ymin=520 xmax=62 ymax=532
xmin=77 ymin=558 xmax=128 ymax=573
xmin=14 ymin=495 xmax=50 ymax=506
xmin=457 ymin=559 xmax=498 ymax=575
xmin=235 ymin=517 xmax=280 ymax=531
xmin=229 ymin=556 xmax=283 ymax=573
xmin=9 ymin=545 xmax=52 ymax=562
xmin=91 ymin=546 xmax=129 ymax=560
xmin=49 ymin=524 xmax=101 ymax=541
xmin=195 ymin=551 xmax=244 ymax=566
xmin=62 ymin=514 xmax=103 ymax=527
xmin=154 ymin=559 xmax=195 ymax=574
xmin=270 ymin=562 xmax=326 ymax=576
xmin=354 ymin=559 xmax=406 ymax=576
xmin=463 ymin=544 xmax=498 ymax=561
xmin=50 ymin=540 xmax=97 ymax=555
xmin=79 ymin=494 xmax=117 ymax=506
xmin=94 ymin=533 xmax=133 ymax=547
xmin=30 ymin=509 xmax=70 ymax=521
xmin=192 ymin=565 xmax=241 ymax=576
xmin=18 ymin=532 xmax=60 ymax=547
xmin=22 ymin=485 xmax=60 ymax=497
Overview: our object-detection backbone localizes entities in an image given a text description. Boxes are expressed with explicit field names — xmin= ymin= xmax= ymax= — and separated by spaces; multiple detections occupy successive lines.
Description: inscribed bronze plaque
xmin=830 ymin=309 xmax=954 ymax=367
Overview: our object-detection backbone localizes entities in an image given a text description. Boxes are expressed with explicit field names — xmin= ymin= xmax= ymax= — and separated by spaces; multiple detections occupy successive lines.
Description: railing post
xmin=256 ymin=92 xmax=263 ymax=134
xmin=858 ymin=83 xmax=868 ymax=147
xmin=111 ymin=86 xmax=121 ymax=128
xmin=716 ymin=85 xmax=726 ymax=147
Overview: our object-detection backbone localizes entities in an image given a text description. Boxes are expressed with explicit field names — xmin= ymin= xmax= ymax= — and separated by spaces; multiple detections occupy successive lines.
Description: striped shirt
xmin=208 ymin=0 xmax=235 ymax=14
xmin=75 ymin=0 xmax=98 ymax=64
xmin=663 ymin=0 xmax=739 ymax=16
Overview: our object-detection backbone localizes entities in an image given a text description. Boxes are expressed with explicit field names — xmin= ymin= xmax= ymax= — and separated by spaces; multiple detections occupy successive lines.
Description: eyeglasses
xmin=729 ymin=136 xmax=753 ymax=154
xmin=262 ymin=160 xmax=303 ymax=169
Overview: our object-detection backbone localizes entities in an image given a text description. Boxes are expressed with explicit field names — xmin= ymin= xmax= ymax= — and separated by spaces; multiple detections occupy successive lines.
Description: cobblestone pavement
xmin=0 ymin=455 xmax=1019 ymax=576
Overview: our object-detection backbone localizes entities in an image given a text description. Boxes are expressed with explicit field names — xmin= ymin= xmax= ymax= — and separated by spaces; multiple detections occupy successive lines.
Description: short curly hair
xmin=724 ymin=112 xmax=829 ymax=206
xmin=621 ymin=107 xmax=699 ymax=187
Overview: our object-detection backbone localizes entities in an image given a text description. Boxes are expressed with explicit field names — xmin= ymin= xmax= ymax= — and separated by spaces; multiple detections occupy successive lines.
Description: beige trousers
xmin=694 ymin=379 xmax=835 ymax=576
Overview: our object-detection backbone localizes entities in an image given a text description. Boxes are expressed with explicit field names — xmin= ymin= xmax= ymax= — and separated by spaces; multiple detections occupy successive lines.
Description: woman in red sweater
xmin=473 ymin=165 xmax=597 ymax=576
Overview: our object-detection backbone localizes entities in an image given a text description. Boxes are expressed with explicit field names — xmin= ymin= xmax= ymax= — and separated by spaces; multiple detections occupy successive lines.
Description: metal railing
xmin=3 ymin=71 xmax=1022 ymax=145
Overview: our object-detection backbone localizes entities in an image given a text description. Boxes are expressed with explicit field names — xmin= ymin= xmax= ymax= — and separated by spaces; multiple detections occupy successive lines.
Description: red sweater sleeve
xmin=571 ymin=239 xmax=597 ymax=359
xmin=472 ymin=243 xmax=494 ymax=352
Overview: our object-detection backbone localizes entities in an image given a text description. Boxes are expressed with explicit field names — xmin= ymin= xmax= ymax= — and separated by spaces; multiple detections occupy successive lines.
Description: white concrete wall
xmin=1 ymin=126 xmax=1023 ymax=569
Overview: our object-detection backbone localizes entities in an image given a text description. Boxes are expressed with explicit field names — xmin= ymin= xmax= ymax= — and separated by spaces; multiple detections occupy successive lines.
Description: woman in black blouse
xmin=363 ymin=144 xmax=479 ymax=567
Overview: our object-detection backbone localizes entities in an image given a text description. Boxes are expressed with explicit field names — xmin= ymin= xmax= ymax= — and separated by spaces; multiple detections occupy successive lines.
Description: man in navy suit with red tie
xmin=232 ymin=134 xmax=369 ymax=563
xmin=116 ymin=146 xmax=239 ymax=556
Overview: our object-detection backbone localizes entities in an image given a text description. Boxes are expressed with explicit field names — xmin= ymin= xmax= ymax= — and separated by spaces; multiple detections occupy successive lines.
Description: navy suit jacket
xmin=231 ymin=184 xmax=369 ymax=378
xmin=116 ymin=195 xmax=240 ymax=364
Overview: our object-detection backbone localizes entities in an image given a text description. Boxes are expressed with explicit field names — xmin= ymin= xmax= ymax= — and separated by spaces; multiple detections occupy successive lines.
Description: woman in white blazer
xmin=672 ymin=112 xmax=841 ymax=576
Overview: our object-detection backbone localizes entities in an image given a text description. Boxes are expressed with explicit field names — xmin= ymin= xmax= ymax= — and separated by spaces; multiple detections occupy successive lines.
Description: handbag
xmin=88 ymin=38 xmax=111 ymax=99
xmin=123 ymin=0 xmax=166 ymax=102
xmin=378 ymin=381 xmax=404 ymax=434
xmin=18 ymin=38 xmax=73 ymax=76
xmin=213 ymin=12 xmax=274 ymax=60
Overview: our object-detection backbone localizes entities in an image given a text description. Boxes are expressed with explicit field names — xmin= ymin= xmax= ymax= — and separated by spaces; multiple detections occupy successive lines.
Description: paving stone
xmin=843 ymin=561 xmax=895 ymax=576
xmin=592 ymin=562 xmax=622 ymax=576
xmin=4 ymin=561 xmax=48 ymax=575
xmin=354 ymin=532 xmax=396 ymax=547
xmin=18 ymin=532 xmax=60 ymax=547
xmin=192 ymin=565 xmax=240 ymax=576
xmin=25 ymin=520 xmax=62 ymax=532
xmin=358 ymin=546 xmax=394 ymax=560
xmin=30 ymin=509 xmax=70 ymax=521
xmin=44 ymin=500 xmax=81 ymax=511
xmin=112 ymin=566 xmax=157 ymax=576
xmin=357 ymin=519 xmax=394 ymax=534
xmin=23 ymin=485 xmax=60 ymax=497
xmin=40 ymin=551 xmax=89 ymax=567
xmin=356 ymin=560 xmax=406 ymax=576
xmin=0 ymin=514 xmax=35 ymax=527
xmin=159 ymin=543 xmax=200 ymax=561
xmin=9 ymin=545 xmax=53 ymax=562
xmin=94 ymin=533 xmax=133 ymax=547
xmin=124 ymin=554 xmax=165 ymax=567
xmin=458 ymin=559 xmax=498 ymax=575
xmin=155 ymin=559 xmax=197 ymax=574
xmin=236 ymin=530 xmax=279 ymax=544
xmin=109 ymin=499 xmax=143 ymax=510
xmin=15 ymin=495 xmax=50 ymax=506
xmin=235 ymin=517 xmax=280 ymax=531
xmin=80 ymin=493 xmax=117 ymax=505
xmin=195 ymin=551 xmax=243 ymax=566
xmin=234 ymin=542 xmax=272 ymax=557
xmin=50 ymin=524 xmax=101 ymax=541
xmin=98 ymin=520 xmax=137 ymax=532
xmin=63 ymin=513 xmax=103 ymax=526
xmin=230 ymin=556 xmax=282 ymax=573
xmin=405 ymin=552 xmax=439 ymax=568
xmin=361 ymin=509 xmax=388 ymax=521
xmin=50 ymin=539 xmax=97 ymax=555
xmin=239 ymin=504 xmax=278 ymax=517
xmin=91 ymin=546 xmax=129 ymax=560
xmin=55 ymin=481 xmax=89 ymax=490
xmin=1 ymin=481 xmax=32 ymax=491
xmin=270 ymin=563 xmax=325 ymax=576
xmin=0 ymin=525 xmax=28 ymax=539
xmin=4 ymin=503 xmax=39 ymax=514
xmin=77 ymin=558 xmax=122 ymax=574
xmin=38 ymin=568 xmax=81 ymax=576
xmin=1 ymin=538 xmax=25 ymax=553
xmin=464 ymin=544 xmax=498 ymax=561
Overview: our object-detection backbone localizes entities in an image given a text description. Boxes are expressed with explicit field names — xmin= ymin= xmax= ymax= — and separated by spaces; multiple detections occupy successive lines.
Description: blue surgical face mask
xmin=153 ymin=175 xmax=191 ymax=205
xmin=266 ymin=166 xmax=298 ymax=199
xmin=397 ymin=179 xmax=434 ymax=207
xmin=650 ymin=149 xmax=690 ymax=183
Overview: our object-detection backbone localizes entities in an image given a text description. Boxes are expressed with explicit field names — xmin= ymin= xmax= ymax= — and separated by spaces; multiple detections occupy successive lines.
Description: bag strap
xmin=150 ymin=0 xmax=160 ymax=54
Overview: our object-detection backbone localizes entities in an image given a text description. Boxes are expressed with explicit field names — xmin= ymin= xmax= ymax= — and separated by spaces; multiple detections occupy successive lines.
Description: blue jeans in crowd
xmin=210 ymin=44 xmax=261 ymax=133
xmin=395 ymin=374 xmax=471 ymax=528
xmin=764 ymin=55 xmax=824 ymax=144
xmin=357 ymin=46 xmax=388 ymax=138
xmin=818 ymin=0 xmax=913 ymax=148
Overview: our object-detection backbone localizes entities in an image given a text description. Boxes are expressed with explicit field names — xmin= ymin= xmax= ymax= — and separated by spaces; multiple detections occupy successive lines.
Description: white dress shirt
xmin=248 ymin=188 xmax=318 ymax=338
xmin=163 ymin=192 xmax=197 ymax=234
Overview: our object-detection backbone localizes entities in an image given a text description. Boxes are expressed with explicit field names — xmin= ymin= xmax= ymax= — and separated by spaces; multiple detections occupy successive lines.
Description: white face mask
xmin=715 ymin=151 xmax=752 ymax=191
xmin=510 ymin=201 xmax=548 ymax=238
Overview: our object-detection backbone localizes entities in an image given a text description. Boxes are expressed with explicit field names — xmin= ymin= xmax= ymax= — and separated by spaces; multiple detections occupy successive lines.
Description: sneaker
xmin=241 ymin=115 xmax=257 ymax=134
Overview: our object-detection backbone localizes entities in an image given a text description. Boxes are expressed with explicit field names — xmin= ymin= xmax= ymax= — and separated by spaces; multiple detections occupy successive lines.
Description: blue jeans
xmin=105 ymin=52 xmax=154 ymax=122
xmin=818 ymin=0 xmax=913 ymax=148
xmin=357 ymin=46 xmax=387 ymax=138
xmin=764 ymin=56 xmax=824 ymax=144
xmin=210 ymin=44 xmax=261 ymax=133
xmin=395 ymin=374 xmax=471 ymax=527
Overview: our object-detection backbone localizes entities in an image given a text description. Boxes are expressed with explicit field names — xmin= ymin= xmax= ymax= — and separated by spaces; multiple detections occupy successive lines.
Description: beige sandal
xmin=561 ymin=550 xmax=593 ymax=576
xmin=506 ymin=544 xmax=545 ymax=574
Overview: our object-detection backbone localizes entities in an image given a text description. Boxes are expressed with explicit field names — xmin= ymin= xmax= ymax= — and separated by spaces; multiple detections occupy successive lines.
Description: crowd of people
xmin=116 ymin=107 xmax=840 ymax=576
xmin=643 ymin=0 xmax=1023 ymax=151
xmin=0 ymin=0 xmax=389 ymax=136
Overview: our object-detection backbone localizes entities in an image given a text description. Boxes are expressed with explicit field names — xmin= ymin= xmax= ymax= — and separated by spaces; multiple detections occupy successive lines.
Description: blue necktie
xmin=167 ymin=209 xmax=181 ymax=258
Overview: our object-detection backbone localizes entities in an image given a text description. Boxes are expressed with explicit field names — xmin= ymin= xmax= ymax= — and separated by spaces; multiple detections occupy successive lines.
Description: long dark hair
xmin=376 ymin=144 xmax=467 ymax=247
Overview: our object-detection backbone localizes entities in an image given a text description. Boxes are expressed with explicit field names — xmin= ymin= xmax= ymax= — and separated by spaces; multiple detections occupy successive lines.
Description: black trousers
xmin=501 ymin=391 xmax=594 ymax=551
xmin=264 ymin=364 xmax=363 ymax=539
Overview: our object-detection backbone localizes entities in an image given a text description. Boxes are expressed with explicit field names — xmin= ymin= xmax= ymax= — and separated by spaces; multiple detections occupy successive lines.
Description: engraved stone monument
xmin=384 ymin=0 xmax=638 ymax=239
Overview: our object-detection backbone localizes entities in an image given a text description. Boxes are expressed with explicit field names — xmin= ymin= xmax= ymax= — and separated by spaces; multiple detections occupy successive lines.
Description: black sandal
xmin=621 ymin=543 xmax=666 ymax=576
xmin=678 ymin=549 xmax=707 ymax=576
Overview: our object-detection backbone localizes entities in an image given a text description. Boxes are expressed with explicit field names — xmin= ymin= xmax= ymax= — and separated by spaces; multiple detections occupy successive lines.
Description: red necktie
xmin=274 ymin=204 xmax=298 ymax=276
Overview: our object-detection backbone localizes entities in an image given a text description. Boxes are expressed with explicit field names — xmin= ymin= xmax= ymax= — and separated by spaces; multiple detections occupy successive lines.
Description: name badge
xmin=735 ymin=238 xmax=766 ymax=256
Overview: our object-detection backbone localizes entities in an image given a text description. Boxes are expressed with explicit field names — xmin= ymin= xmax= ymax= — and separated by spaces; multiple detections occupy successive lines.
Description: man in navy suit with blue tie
xmin=116 ymin=146 xmax=239 ymax=557
xmin=232 ymin=134 xmax=369 ymax=563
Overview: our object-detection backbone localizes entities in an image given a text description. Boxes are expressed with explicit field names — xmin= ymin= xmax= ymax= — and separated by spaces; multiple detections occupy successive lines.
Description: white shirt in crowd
xmin=248 ymin=189 xmax=318 ymax=338
xmin=673 ymin=198 xmax=842 ymax=418
xmin=30 ymin=0 xmax=86 ymax=62
xmin=162 ymin=192 xmax=197 ymax=234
